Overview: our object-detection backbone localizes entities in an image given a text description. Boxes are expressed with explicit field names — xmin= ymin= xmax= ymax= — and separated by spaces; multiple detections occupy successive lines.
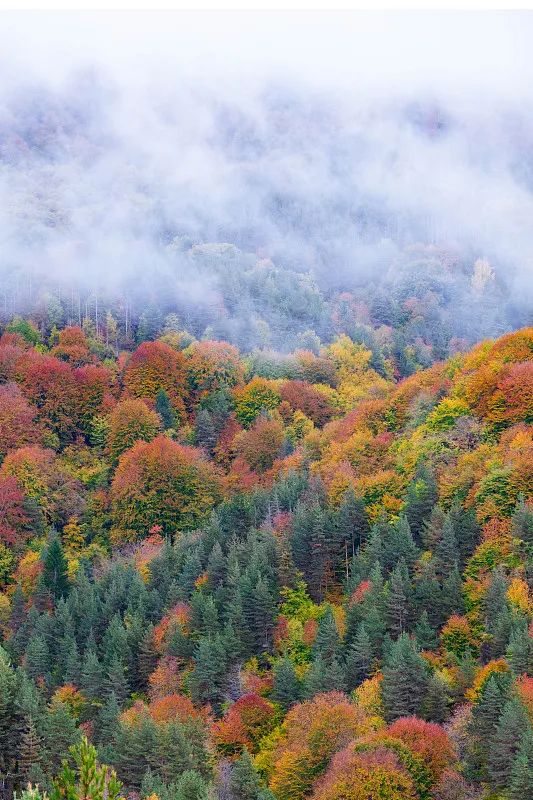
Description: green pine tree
xmin=156 ymin=389 xmax=175 ymax=430
xmin=42 ymin=537 xmax=69 ymax=600
xmin=508 ymin=729 xmax=533 ymax=800
xmin=381 ymin=633 xmax=429 ymax=721
xmin=345 ymin=622 xmax=372 ymax=691
xmin=271 ymin=657 xmax=301 ymax=710
xmin=230 ymin=749 xmax=272 ymax=800
xmin=489 ymin=697 xmax=531 ymax=789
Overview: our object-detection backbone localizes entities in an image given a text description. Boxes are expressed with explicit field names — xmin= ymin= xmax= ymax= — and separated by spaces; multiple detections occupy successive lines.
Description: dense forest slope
xmin=0 ymin=318 xmax=531 ymax=800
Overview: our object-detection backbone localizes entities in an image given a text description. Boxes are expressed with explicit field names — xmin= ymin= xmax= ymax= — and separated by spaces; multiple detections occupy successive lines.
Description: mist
xmin=0 ymin=10 xmax=532 ymax=351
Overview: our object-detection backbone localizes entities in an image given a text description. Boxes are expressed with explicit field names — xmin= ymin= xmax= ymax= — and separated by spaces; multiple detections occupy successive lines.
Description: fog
xmin=0 ymin=10 xmax=532 ymax=345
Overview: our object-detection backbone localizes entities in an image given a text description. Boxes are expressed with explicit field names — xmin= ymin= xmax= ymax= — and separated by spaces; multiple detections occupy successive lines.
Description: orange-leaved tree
xmin=123 ymin=341 xmax=188 ymax=422
xmin=111 ymin=435 xmax=221 ymax=539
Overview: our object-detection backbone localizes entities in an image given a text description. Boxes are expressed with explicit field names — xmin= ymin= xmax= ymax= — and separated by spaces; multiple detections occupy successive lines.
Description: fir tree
xmin=507 ymin=619 xmax=533 ymax=675
xmin=271 ymin=657 xmax=301 ymax=710
xmin=385 ymin=560 xmax=410 ymax=638
xmin=230 ymin=749 xmax=271 ymax=800
xmin=489 ymin=697 xmax=531 ymax=789
xmin=253 ymin=577 xmax=275 ymax=651
xmin=156 ymin=389 xmax=175 ymax=429
xmin=381 ymin=633 xmax=429 ymax=721
xmin=511 ymin=494 xmax=533 ymax=546
xmin=42 ymin=536 xmax=70 ymax=600
xmin=24 ymin=635 xmax=51 ymax=686
xmin=508 ymin=729 xmax=533 ymax=800
xmin=18 ymin=716 xmax=43 ymax=784
xmin=404 ymin=465 xmax=437 ymax=543
xmin=313 ymin=606 xmax=340 ymax=662
xmin=105 ymin=655 xmax=130 ymax=706
xmin=81 ymin=647 xmax=104 ymax=701
xmin=434 ymin=515 xmax=459 ymax=578
xmin=189 ymin=635 xmax=227 ymax=708
xmin=414 ymin=610 xmax=437 ymax=651
xmin=345 ymin=622 xmax=372 ymax=691
xmin=43 ymin=701 xmax=80 ymax=775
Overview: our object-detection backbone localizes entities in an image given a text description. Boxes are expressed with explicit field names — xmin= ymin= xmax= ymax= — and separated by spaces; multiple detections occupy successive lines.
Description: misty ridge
xmin=0 ymin=62 xmax=532 ymax=357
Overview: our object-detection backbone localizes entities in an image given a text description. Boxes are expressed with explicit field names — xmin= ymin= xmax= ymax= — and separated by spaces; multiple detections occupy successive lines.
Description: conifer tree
xmin=42 ymin=537 xmax=70 ymax=600
xmin=189 ymin=635 xmax=227 ymax=707
xmin=253 ymin=577 xmax=275 ymax=651
xmin=508 ymin=729 xmax=533 ymax=800
xmin=384 ymin=515 xmax=419 ymax=572
xmin=345 ymin=622 xmax=372 ymax=690
xmin=385 ymin=559 xmax=410 ymax=638
xmin=381 ymin=633 xmax=429 ymax=721
xmin=230 ymin=749 xmax=273 ymax=800
xmin=18 ymin=716 xmax=43 ymax=784
xmin=105 ymin=655 xmax=130 ymax=706
xmin=414 ymin=610 xmax=437 ymax=651
xmin=489 ymin=697 xmax=531 ymax=789
xmin=507 ymin=619 xmax=533 ymax=675
xmin=511 ymin=494 xmax=533 ymax=546
xmin=156 ymin=388 xmax=175 ymax=429
xmin=271 ymin=657 xmax=301 ymax=710
xmin=441 ymin=565 xmax=465 ymax=618
xmin=43 ymin=701 xmax=80 ymax=775
xmin=81 ymin=647 xmax=104 ymax=701
xmin=404 ymin=465 xmax=437 ymax=543
xmin=313 ymin=606 xmax=340 ymax=662
xmin=24 ymin=635 xmax=51 ymax=686
xmin=434 ymin=515 xmax=458 ymax=578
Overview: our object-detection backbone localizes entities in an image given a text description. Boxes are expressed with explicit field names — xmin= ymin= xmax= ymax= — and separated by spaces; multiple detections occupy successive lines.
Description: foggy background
xmin=0 ymin=10 xmax=531 ymax=351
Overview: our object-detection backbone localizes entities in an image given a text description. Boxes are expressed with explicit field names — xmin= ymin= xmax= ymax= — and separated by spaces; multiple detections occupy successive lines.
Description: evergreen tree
xmin=271 ymin=657 xmax=301 ymax=710
xmin=175 ymin=770 xmax=209 ymax=800
xmin=441 ymin=565 xmax=465 ymax=618
xmin=489 ymin=697 xmax=531 ymax=789
xmin=511 ymin=494 xmax=533 ymax=546
xmin=449 ymin=504 xmax=480 ymax=565
xmin=334 ymin=488 xmax=369 ymax=571
xmin=96 ymin=692 xmax=121 ymax=761
xmin=195 ymin=409 xmax=217 ymax=455
xmin=381 ymin=633 xmax=429 ymax=721
xmin=434 ymin=515 xmax=458 ymax=578
xmin=253 ymin=577 xmax=275 ymax=651
xmin=414 ymin=610 xmax=437 ymax=651
xmin=61 ymin=635 xmax=81 ymax=685
xmin=18 ymin=717 xmax=43 ymax=784
xmin=51 ymin=737 xmax=123 ymax=800
xmin=105 ymin=655 xmax=130 ymax=706
xmin=81 ymin=647 xmax=104 ymax=701
xmin=138 ymin=624 xmax=158 ymax=689
xmin=467 ymin=673 xmax=512 ymax=778
xmin=313 ymin=607 xmax=340 ymax=663
xmin=43 ymin=701 xmax=80 ymax=775
xmin=24 ymin=635 xmax=51 ymax=686
xmin=384 ymin=515 xmax=419 ymax=572
xmin=156 ymin=389 xmax=175 ymax=429
xmin=413 ymin=559 xmax=442 ymax=628
xmin=385 ymin=560 xmax=410 ymax=638
xmin=507 ymin=619 xmax=533 ymax=675
xmin=42 ymin=537 xmax=69 ymax=600
xmin=230 ymin=749 xmax=271 ymax=800
xmin=404 ymin=465 xmax=437 ymax=543
xmin=508 ymin=729 xmax=533 ymax=800
xmin=189 ymin=636 xmax=227 ymax=708
xmin=345 ymin=622 xmax=372 ymax=691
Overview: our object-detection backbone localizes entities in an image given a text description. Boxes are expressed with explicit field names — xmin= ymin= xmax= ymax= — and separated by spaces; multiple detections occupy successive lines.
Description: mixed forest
xmin=0 ymin=299 xmax=531 ymax=800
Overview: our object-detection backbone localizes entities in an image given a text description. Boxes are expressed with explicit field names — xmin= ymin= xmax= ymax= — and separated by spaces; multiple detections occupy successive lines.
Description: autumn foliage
xmin=111 ymin=435 xmax=222 ymax=538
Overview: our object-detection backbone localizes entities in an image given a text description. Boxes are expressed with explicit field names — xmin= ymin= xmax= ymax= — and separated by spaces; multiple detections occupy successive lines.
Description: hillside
xmin=0 ymin=320 xmax=532 ymax=800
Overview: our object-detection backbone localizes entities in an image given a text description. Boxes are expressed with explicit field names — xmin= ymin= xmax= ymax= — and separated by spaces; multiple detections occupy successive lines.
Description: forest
xmin=0 ymin=306 xmax=531 ymax=800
